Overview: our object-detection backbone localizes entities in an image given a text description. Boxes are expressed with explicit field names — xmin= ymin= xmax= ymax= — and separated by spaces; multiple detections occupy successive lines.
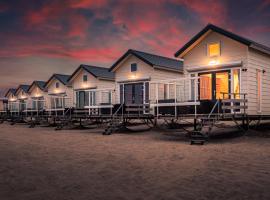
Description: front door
xmin=77 ymin=91 xmax=85 ymax=108
xmin=124 ymin=83 xmax=144 ymax=104
xmin=199 ymin=70 xmax=230 ymax=101
xmin=120 ymin=82 xmax=149 ymax=104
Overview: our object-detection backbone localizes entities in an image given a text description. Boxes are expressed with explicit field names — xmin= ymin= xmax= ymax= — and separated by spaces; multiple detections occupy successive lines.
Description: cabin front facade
xmin=27 ymin=81 xmax=47 ymax=112
xmin=175 ymin=24 xmax=270 ymax=116
xmin=14 ymin=85 xmax=30 ymax=112
xmin=44 ymin=74 xmax=73 ymax=112
xmin=5 ymin=89 xmax=17 ymax=112
xmin=109 ymin=49 xmax=185 ymax=114
xmin=0 ymin=97 xmax=8 ymax=113
xmin=68 ymin=65 xmax=115 ymax=110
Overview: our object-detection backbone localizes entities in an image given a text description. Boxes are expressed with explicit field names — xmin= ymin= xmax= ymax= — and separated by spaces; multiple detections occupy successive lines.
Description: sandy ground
xmin=0 ymin=123 xmax=269 ymax=200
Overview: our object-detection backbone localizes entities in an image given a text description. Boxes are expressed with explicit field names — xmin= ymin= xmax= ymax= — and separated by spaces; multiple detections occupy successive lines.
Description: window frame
xmin=55 ymin=82 xmax=60 ymax=88
xmin=131 ymin=63 xmax=137 ymax=72
xmin=207 ymin=42 xmax=221 ymax=57
xmin=83 ymin=74 xmax=88 ymax=82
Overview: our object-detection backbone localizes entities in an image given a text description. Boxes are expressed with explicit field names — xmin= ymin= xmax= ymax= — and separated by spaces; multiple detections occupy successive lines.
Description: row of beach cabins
xmin=1 ymin=24 xmax=270 ymax=143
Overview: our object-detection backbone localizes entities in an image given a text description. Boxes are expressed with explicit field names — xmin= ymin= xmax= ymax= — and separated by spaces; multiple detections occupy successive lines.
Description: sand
xmin=0 ymin=123 xmax=269 ymax=200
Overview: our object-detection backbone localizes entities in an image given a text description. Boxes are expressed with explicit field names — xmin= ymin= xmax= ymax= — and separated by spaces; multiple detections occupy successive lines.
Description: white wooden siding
xmin=47 ymin=78 xmax=73 ymax=108
xmin=70 ymin=68 xmax=115 ymax=105
xmin=113 ymin=55 xmax=182 ymax=104
xmin=247 ymin=49 xmax=270 ymax=115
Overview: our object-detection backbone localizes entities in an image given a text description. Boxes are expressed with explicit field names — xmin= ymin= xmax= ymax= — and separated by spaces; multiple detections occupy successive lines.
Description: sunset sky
xmin=0 ymin=0 xmax=269 ymax=96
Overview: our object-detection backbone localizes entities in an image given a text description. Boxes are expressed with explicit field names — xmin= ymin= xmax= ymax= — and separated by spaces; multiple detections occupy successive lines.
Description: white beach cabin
xmin=27 ymin=81 xmax=47 ymax=114
xmin=14 ymin=85 xmax=30 ymax=113
xmin=174 ymin=24 xmax=270 ymax=116
xmin=4 ymin=89 xmax=18 ymax=113
xmin=68 ymin=65 xmax=115 ymax=115
xmin=109 ymin=49 xmax=189 ymax=115
xmin=0 ymin=97 xmax=8 ymax=114
xmin=44 ymin=74 xmax=72 ymax=115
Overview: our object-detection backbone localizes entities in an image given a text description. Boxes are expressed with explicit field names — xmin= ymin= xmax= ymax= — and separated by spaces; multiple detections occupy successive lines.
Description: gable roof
xmin=68 ymin=65 xmax=115 ymax=82
xmin=28 ymin=81 xmax=46 ymax=93
xmin=109 ymin=49 xmax=183 ymax=72
xmin=15 ymin=85 xmax=30 ymax=95
xmin=174 ymin=23 xmax=270 ymax=57
xmin=44 ymin=74 xmax=70 ymax=88
xmin=4 ymin=88 xmax=16 ymax=97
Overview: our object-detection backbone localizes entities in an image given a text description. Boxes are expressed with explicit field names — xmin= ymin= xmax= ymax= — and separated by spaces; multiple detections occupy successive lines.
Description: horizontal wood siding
xmin=178 ymin=31 xmax=250 ymax=112
xmin=47 ymin=78 xmax=73 ymax=108
xmin=114 ymin=55 xmax=182 ymax=104
xmin=71 ymin=69 xmax=115 ymax=106
xmin=247 ymin=49 xmax=270 ymax=115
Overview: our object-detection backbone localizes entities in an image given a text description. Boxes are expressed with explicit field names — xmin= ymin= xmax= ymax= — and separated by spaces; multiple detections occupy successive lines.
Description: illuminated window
xmin=131 ymin=63 xmax=137 ymax=72
xmin=208 ymin=42 xmax=220 ymax=57
xmin=233 ymin=69 xmax=240 ymax=99
xmin=199 ymin=73 xmax=212 ymax=100
xmin=83 ymin=75 xmax=88 ymax=82
xmin=56 ymin=82 xmax=59 ymax=88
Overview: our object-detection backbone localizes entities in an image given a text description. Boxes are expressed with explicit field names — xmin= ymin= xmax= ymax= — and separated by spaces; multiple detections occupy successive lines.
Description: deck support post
xmin=194 ymin=118 xmax=197 ymax=131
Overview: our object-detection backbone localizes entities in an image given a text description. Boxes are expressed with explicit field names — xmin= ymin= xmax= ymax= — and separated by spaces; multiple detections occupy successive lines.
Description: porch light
xmin=82 ymin=82 xmax=90 ymax=88
xmin=35 ymin=93 xmax=42 ymax=98
xmin=209 ymin=59 xmax=220 ymax=66
xmin=130 ymin=74 xmax=137 ymax=79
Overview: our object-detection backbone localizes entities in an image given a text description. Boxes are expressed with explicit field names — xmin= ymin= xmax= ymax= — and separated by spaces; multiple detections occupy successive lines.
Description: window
xmin=56 ymin=82 xmax=59 ymax=88
xmin=233 ymin=69 xmax=240 ymax=99
xmin=83 ymin=74 xmax=88 ymax=82
xmin=208 ymin=42 xmax=220 ymax=57
xmin=199 ymin=73 xmax=212 ymax=100
xmin=131 ymin=63 xmax=137 ymax=72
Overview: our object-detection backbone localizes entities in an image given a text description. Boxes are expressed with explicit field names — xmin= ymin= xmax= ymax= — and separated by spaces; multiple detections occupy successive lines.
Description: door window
xmin=232 ymin=69 xmax=240 ymax=99
xmin=199 ymin=73 xmax=212 ymax=100
xmin=215 ymin=72 xmax=229 ymax=99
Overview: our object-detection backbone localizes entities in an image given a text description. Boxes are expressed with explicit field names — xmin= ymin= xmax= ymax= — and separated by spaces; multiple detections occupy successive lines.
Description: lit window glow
xmin=208 ymin=43 xmax=220 ymax=57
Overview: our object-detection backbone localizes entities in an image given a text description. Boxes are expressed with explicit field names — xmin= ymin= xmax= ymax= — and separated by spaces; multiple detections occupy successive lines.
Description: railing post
xmin=174 ymin=82 xmax=177 ymax=118
xmin=156 ymin=83 xmax=159 ymax=118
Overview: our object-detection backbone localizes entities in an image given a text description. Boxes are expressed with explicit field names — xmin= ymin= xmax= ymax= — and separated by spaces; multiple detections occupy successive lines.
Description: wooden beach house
xmin=174 ymin=24 xmax=270 ymax=117
xmin=4 ymin=88 xmax=17 ymax=113
xmin=27 ymin=81 xmax=47 ymax=113
xmin=68 ymin=65 xmax=115 ymax=115
xmin=14 ymin=85 xmax=30 ymax=113
xmin=108 ymin=49 xmax=185 ymax=114
xmin=44 ymin=74 xmax=72 ymax=115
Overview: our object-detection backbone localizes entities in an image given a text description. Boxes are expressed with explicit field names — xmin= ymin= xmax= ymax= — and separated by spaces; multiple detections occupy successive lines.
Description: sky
xmin=0 ymin=0 xmax=269 ymax=96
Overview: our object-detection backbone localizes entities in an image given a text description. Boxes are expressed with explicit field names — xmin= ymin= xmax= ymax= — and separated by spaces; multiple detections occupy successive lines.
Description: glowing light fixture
xmin=209 ymin=60 xmax=220 ymax=66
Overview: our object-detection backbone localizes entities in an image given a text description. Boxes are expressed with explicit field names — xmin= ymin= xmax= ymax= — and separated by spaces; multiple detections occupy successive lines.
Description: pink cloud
xmin=67 ymin=14 xmax=89 ymax=39
xmin=69 ymin=0 xmax=109 ymax=9
xmin=66 ymin=47 xmax=122 ymax=62
xmin=177 ymin=0 xmax=227 ymax=26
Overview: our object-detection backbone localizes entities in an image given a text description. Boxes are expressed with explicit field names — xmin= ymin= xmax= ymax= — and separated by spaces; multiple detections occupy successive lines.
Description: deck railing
xmin=149 ymin=76 xmax=200 ymax=118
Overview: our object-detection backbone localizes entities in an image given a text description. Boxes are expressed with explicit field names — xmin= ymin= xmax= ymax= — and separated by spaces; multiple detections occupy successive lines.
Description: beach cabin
xmin=0 ymin=97 xmax=8 ymax=114
xmin=68 ymin=65 xmax=115 ymax=114
xmin=109 ymin=49 xmax=185 ymax=115
xmin=44 ymin=74 xmax=72 ymax=115
xmin=27 ymin=81 xmax=47 ymax=113
xmin=14 ymin=85 xmax=30 ymax=113
xmin=174 ymin=24 xmax=270 ymax=116
xmin=4 ymin=88 xmax=17 ymax=113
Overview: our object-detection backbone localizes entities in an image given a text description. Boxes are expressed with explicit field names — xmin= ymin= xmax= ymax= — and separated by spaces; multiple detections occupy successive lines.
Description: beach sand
xmin=0 ymin=123 xmax=269 ymax=200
